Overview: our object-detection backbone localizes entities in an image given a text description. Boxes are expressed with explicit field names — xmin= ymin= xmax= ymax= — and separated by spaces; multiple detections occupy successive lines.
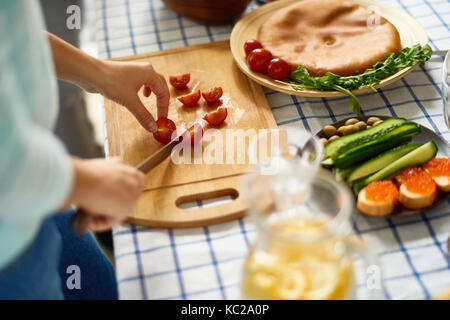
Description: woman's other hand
xmin=64 ymin=157 xmax=145 ymax=231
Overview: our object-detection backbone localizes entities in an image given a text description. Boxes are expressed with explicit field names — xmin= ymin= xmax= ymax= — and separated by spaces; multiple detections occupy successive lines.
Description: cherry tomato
xmin=152 ymin=118 xmax=177 ymax=144
xmin=182 ymin=123 xmax=204 ymax=145
xmin=169 ymin=73 xmax=191 ymax=89
xmin=178 ymin=90 xmax=201 ymax=107
xmin=143 ymin=86 xmax=152 ymax=97
xmin=267 ymin=58 xmax=291 ymax=80
xmin=203 ymin=107 xmax=227 ymax=126
xmin=247 ymin=49 xmax=272 ymax=73
xmin=202 ymin=87 xmax=223 ymax=103
xmin=244 ymin=39 xmax=263 ymax=56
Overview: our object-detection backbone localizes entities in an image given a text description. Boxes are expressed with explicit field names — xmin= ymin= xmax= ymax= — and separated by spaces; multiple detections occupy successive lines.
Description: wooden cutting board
xmin=104 ymin=40 xmax=277 ymax=228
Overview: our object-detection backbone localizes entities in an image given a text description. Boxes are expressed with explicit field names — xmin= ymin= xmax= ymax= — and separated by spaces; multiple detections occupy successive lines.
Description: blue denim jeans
xmin=0 ymin=210 xmax=118 ymax=299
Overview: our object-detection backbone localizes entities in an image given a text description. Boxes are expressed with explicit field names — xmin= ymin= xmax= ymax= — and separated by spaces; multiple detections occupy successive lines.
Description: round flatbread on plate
xmin=258 ymin=0 xmax=402 ymax=77
xmin=230 ymin=0 xmax=429 ymax=97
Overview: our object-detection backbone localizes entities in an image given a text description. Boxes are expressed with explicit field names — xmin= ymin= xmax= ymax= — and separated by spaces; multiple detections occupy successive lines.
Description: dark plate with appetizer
xmin=316 ymin=116 xmax=450 ymax=217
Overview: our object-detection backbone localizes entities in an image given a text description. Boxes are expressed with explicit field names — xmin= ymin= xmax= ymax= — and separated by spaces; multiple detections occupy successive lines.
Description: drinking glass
xmin=443 ymin=50 xmax=450 ymax=129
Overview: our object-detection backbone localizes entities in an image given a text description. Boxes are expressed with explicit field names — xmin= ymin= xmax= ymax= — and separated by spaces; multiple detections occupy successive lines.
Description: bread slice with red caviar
xmin=423 ymin=156 xmax=450 ymax=192
xmin=397 ymin=167 xmax=437 ymax=210
xmin=357 ymin=180 xmax=399 ymax=216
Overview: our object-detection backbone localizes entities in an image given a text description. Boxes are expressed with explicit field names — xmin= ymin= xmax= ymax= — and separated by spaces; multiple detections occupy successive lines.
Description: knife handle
xmin=70 ymin=208 xmax=93 ymax=235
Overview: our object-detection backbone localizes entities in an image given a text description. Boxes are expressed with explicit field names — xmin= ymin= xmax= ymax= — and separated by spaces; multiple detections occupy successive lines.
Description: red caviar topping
xmin=399 ymin=167 xmax=436 ymax=195
xmin=423 ymin=157 xmax=450 ymax=178
xmin=365 ymin=180 xmax=399 ymax=203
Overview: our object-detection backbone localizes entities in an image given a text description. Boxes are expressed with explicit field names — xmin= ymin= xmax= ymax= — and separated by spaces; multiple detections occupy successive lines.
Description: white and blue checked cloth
xmin=95 ymin=0 xmax=450 ymax=299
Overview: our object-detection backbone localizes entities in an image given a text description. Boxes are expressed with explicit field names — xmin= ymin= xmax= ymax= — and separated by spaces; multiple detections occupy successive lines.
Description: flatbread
xmin=258 ymin=0 xmax=402 ymax=76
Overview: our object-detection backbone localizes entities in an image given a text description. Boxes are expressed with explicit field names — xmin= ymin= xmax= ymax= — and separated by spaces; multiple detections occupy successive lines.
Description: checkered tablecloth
xmin=95 ymin=0 xmax=450 ymax=300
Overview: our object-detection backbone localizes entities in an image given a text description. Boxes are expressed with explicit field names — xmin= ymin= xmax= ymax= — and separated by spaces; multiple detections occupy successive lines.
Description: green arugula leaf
xmin=288 ymin=44 xmax=432 ymax=115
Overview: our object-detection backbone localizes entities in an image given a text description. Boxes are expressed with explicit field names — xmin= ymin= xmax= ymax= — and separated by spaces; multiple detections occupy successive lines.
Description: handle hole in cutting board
xmin=176 ymin=188 xmax=239 ymax=210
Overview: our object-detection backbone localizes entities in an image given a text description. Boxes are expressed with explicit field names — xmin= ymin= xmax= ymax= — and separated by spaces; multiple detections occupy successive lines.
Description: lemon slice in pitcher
xmin=242 ymin=261 xmax=308 ymax=300
xmin=292 ymin=256 xmax=353 ymax=300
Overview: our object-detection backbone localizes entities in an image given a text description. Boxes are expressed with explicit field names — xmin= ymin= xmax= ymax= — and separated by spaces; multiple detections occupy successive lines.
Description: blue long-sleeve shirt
xmin=0 ymin=0 xmax=73 ymax=270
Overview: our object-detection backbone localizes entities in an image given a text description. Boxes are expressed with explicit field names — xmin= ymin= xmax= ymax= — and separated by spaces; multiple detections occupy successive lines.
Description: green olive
xmin=320 ymin=138 xmax=328 ymax=146
xmin=355 ymin=121 xmax=367 ymax=130
xmin=337 ymin=126 xmax=347 ymax=136
xmin=367 ymin=117 xmax=381 ymax=125
xmin=328 ymin=135 xmax=340 ymax=142
xmin=373 ymin=120 xmax=383 ymax=126
xmin=323 ymin=125 xmax=337 ymax=138
xmin=345 ymin=118 xmax=359 ymax=126
xmin=342 ymin=125 xmax=358 ymax=136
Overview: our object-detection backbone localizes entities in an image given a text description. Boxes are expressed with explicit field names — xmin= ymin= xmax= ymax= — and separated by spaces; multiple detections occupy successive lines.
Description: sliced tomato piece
xmin=152 ymin=118 xmax=177 ymax=144
xmin=202 ymin=87 xmax=223 ymax=103
xmin=178 ymin=90 xmax=201 ymax=107
xmin=169 ymin=73 xmax=191 ymax=89
xmin=203 ymin=107 xmax=227 ymax=126
xmin=182 ymin=123 xmax=204 ymax=145
xmin=143 ymin=86 xmax=152 ymax=97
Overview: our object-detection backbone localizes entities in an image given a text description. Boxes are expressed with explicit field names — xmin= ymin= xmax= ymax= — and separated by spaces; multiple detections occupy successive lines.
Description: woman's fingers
xmin=110 ymin=156 xmax=124 ymax=163
xmin=155 ymin=75 xmax=169 ymax=119
xmin=99 ymin=61 xmax=169 ymax=132
xmin=145 ymin=65 xmax=169 ymax=119
xmin=143 ymin=86 xmax=152 ymax=97
xmin=127 ymin=96 xmax=158 ymax=132
xmin=88 ymin=216 xmax=120 ymax=232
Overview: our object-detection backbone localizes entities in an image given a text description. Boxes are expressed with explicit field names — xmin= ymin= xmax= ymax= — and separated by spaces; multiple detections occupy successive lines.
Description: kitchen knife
xmin=70 ymin=130 xmax=186 ymax=235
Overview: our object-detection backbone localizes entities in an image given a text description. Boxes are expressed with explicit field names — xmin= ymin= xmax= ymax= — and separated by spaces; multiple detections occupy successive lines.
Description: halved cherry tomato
xmin=202 ymin=87 xmax=223 ymax=103
xmin=244 ymin=39 xmax=263 ymax=56
xmin=267 ymin=58 xmax=290 ymax=80
xmin=143 ymin=86 xmax=152 ymax=97
xmin=152 ymin=118 xmax=177 ymax=144
xmin=178 ymin=90 xmax=201 ymax=107
xmin=182 ymin=123 xmax=204 ymax=145
xmin=169 ymin=73 xmax=191 ymax=89
xmin=203 ymin=107 xmax=227 ymax=126
xmin=247 ymin=49 xmax=272 ymax=73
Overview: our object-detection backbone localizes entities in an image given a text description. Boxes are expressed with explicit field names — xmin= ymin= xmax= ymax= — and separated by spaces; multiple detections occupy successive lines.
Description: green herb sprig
xmin=288 ymin=44 xmax=432 ymax=115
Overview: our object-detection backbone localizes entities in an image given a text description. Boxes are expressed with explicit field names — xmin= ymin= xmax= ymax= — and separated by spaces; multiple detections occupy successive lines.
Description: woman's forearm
xmin=46 ymin=32 xmax=105 ymax=93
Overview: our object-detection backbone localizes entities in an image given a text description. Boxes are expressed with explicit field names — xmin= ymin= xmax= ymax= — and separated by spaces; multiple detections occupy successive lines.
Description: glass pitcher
xmin=241 ymin=127 xmax=383 ymax=300
xmin=443 ymin=50 xmax=450 ymax=129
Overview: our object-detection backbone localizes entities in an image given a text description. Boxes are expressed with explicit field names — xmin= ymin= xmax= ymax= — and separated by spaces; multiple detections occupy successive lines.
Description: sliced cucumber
xmin=334 ymin=136 xmax=412 ymax=168
xmin=353 ymin=141 xmax=438 ymax=194
xmin=347 ymin=143 xmax=422 ymax=183
xmin=334 ymin=165 xmax=357 ymax=180
xmin=325 ymin=118 xmax=407 ymax=159
xmin=336 ymin=122 xmax=420 ymax=159
xmin=321 ymin=158 xmax=335 ymax=166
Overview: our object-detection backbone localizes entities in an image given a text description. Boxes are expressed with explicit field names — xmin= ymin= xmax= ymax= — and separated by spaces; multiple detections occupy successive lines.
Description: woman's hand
xmin=47 ymin=33 xmax=169 ymax=133
xmin=65 ymin=157 xmax=145 ymax=231
xmin=96 ymin=61 xmax=170 ymax=132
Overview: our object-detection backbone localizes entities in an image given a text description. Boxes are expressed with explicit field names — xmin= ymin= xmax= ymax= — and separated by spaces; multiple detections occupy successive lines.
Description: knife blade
xmin=70 ymin=130 xmax=186 ymax=235
xmin=135 ymin=133 xmax=183 ymax=173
